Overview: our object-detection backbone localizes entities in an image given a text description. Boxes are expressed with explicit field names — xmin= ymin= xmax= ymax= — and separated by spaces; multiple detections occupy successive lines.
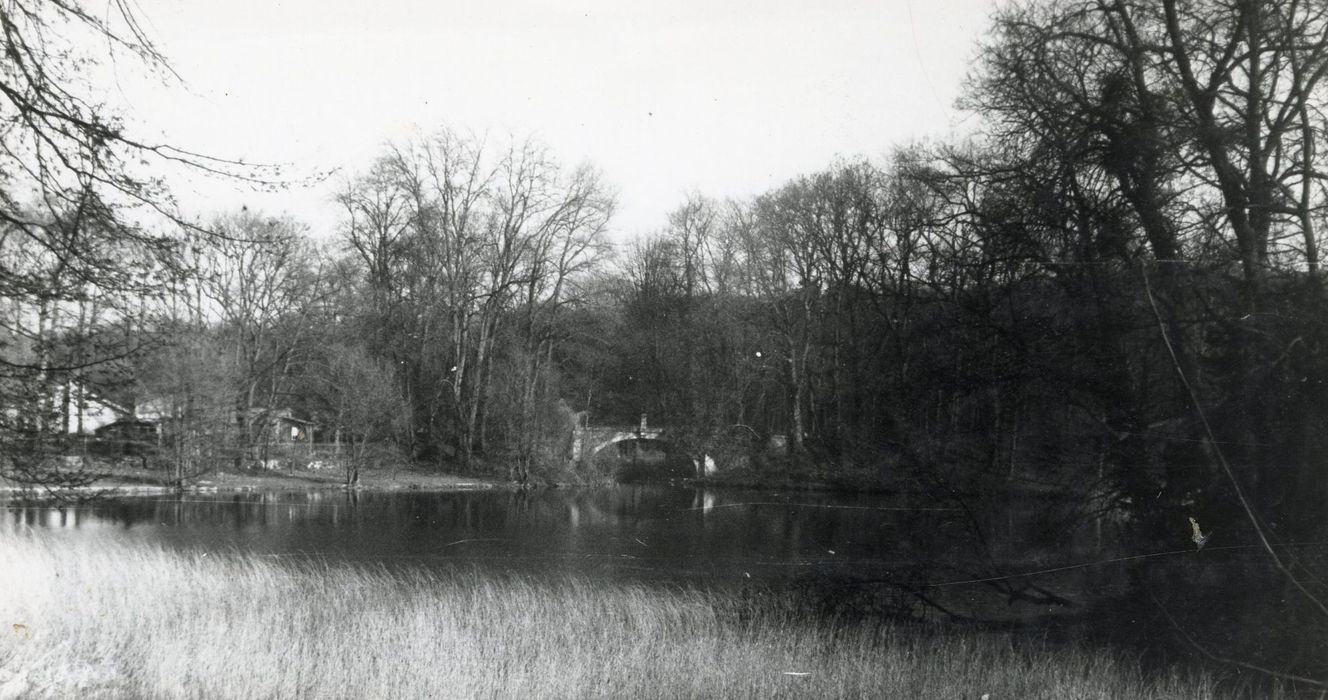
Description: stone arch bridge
xmin=571 ymin=414 xmax=719 ymax=477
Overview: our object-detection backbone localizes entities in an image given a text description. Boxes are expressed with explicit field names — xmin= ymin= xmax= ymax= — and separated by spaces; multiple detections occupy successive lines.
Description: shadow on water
xmin=4 ymin=484 xmax=1326 ymax=689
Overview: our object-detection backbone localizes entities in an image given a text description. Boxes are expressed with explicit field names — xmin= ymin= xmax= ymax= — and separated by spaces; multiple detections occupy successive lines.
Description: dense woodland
xmin=3 ymin=0 xmax=1328 ymax=539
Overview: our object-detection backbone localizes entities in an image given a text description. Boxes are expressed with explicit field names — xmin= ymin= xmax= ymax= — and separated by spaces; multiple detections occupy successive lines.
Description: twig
xmin=441 ymin=538 xmax=510 ymax=548
xmin=1148 ymin=587 xmax=1327 ymax=689
xmin=1141 ymin=266 xmax=1328 ymax=619
xmin=915 ymin=541 xmax=1328 ymax=588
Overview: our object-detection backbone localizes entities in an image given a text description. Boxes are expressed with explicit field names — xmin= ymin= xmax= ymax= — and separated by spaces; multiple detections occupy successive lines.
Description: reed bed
xmin=0 ymin=534 xmax=1243 ymax=699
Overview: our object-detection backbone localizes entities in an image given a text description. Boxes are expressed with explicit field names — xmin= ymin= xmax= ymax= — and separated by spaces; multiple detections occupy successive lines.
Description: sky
xmin=111 ymin=0 xmax=1003 ymax=241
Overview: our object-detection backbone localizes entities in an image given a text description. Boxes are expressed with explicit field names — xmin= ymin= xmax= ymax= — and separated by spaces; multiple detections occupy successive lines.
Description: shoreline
xmin=0 ymin=466 xmax=508 ymax=498
xmin=2 ymin=461 xmax=1077 ymax=500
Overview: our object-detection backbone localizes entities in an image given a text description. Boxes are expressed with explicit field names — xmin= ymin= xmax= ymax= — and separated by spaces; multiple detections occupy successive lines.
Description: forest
xmin=2 ymin=0 xmax=1327 ymax=540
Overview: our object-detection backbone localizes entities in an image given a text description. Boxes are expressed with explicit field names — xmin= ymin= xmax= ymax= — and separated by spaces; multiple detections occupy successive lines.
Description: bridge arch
xmin=573 ymin=422 xmax=716 ymax=478
xmin=588 ymin=429 xmax=666 ymax=458
xmin=568 ymin=414 xmax=722 ymax=478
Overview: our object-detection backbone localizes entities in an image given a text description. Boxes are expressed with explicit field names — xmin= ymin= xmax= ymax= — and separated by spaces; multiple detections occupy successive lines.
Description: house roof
xmin=63 ymin=381 xmax=131 ymax=417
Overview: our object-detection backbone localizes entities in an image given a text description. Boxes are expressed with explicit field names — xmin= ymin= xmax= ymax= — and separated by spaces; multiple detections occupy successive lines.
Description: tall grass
xmin=0 ymin=534 xmax=1247 ymax=699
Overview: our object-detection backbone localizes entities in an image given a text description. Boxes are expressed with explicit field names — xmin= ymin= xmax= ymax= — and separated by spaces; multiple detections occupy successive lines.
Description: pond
xmin=4 ymin=486 xmax=972 ymax=584
xmin=1 ymin=485 xmax=1148 ymax=615
xmin=3 ymin=483 xmax=1323 ymax=676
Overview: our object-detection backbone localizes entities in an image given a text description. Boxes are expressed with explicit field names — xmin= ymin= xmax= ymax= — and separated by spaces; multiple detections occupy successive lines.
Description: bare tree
xmin=335 ymin=128 xmax=614 ymax=476
xmin=308 ymin=342 xmax=409 ymax=487
xmin=200 ymin=211 xmax=327 ymax=469
xmin=0 ymin=2 xmax=274 ymax=487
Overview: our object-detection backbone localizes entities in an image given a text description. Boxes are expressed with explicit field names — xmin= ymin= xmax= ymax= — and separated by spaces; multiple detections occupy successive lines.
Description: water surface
xmin=4 ymin=486 xmax=970 ymax=585
xmin=1 ymin=484 xmax=1312 ymax=624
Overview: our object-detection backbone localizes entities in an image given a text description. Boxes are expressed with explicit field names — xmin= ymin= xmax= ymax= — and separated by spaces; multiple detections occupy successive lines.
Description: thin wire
xmin=905 ymin=0 xmax=947 ymax=120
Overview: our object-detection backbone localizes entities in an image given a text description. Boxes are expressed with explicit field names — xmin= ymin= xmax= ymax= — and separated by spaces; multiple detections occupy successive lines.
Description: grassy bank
xmin=0 ymin=536 xmax=1254 ymax=699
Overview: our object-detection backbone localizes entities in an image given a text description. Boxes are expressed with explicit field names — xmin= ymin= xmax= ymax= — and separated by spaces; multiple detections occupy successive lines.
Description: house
xmin=0 ymin=380 xmax=134 ymax=435
xmin=93 ymin=419 xmax=161 ymax=443
xmin=125 ymin=400 xmax=318 ymax=444
xmin=43 ymin=381 xmax=132 ymax=435
xmin=241 ymin=407 xmax=318 ymax=443
xmin=134 ymin=399 xmax=174 ymax=423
